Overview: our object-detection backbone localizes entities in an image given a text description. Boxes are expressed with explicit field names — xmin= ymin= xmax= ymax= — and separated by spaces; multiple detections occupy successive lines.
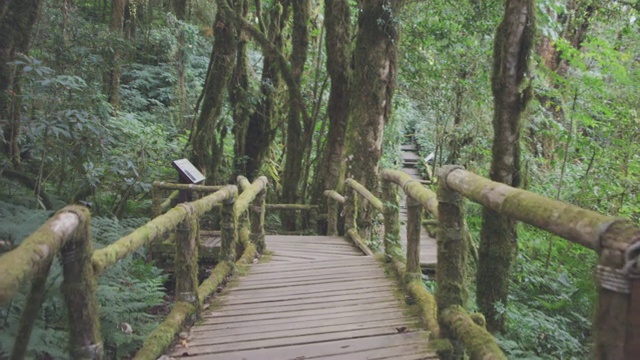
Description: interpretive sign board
xmin=172 ymin=159 xmax=206 ymax=184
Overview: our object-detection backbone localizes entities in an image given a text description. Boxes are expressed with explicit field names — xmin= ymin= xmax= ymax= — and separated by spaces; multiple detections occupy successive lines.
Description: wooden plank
xmin=204 ymin=299 xmax=405 ymax=322
xmin=222 ymin=279 xmax=397 ymax=299
xmin=196 ymin=307 xmax=408 ymax=331
xmin=239 ymin=265 xmax=383 ymax=282
xmin=174 ymin=327 xmax=424 ymax=356
xmin=194 ymin=303 xmax=405 ymax=334
xmin=219 ymin=284 xmax=393 ymax=305
xmin=189 ymin=318 xmax=416 ymax=345
xmin=206 ymin=298 xmax=400 ymax=318
xmin=230 ymin=273 xmax=390 ymax=291
xmin=213 ymin=291 xmax=397 ymax=311
xmin=174 ymin=332 xmax=429 ymax=359
xmin=312 ymin=343 xmax=435 ymax=360
xmin=250 ymin=257 xmax=376 ymax=272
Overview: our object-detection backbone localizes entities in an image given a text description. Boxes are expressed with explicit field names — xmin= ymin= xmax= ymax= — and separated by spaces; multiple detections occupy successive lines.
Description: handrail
xmin=0 ymin=175 xmax=269 ymax=359
xmin=436 ymin=165 xmax=640 ymax=358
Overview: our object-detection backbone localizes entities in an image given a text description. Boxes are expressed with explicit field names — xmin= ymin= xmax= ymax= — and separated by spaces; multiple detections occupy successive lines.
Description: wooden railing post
xmin=11 ymin=260 xmax=53 ymax=360
xmin=221 ymin=186 xmax=239 ymax=262
xmin=406 ymin=196 xmax=422 ymax=281
xmin=250 ymin=178 xmax=268 ymax=253
xmin=436 ymin=166 xmax=468 ymax=359
xmin=593 ymin=221 xmax=640 ymax=358
xmin=174 ymin=204 xmax=200 ymax=310
xmin=344 ymin=185 xmax=357 ymax=234
xmin=324 ymin=190 xmax=345 ymax=236
xmin=382 ymin=180 xmax=401 ymax=260
xmin=60 ymin=207 xmax=103 ymax=359
xmin=309 ymin=207 xmax=318 ymax=234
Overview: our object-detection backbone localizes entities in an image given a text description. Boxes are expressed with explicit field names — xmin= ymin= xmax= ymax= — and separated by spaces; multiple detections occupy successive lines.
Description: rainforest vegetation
xmin=0 ymin=0 xmax=638 ymax=358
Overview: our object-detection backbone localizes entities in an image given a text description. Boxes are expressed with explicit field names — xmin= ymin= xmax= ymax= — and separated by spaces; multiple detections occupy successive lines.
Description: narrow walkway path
xmin=400 ymin=145 xmax=437 ymax=270
xmin=169 ymin=235 xmax=436 ymax=359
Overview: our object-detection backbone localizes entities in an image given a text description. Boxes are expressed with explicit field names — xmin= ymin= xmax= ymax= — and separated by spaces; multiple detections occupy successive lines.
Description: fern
xmin=0 ymin=201 xmax=166 ymax=359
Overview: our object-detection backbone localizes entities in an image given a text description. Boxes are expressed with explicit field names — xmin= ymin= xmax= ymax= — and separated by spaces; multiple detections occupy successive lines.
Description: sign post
xmin=172 ymin=159 xmax=206 ymax=204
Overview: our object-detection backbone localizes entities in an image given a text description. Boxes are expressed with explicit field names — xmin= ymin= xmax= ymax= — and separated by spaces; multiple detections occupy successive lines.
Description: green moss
xmin=197 ymin=262 xmax=233 ymax=304
xmin=441 ymin=305 xmax=506 ymax=360
xmin=133 ymin=301 xmax=196 ymax=360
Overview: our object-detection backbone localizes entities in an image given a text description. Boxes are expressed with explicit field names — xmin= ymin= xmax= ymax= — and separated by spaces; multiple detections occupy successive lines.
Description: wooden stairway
xmin=168 ymin=235 xmax=436 ymax=359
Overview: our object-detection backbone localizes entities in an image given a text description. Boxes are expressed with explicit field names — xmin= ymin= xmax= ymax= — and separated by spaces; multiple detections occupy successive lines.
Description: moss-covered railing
xmin=0 ymin=176 xmax=268 ymax=359
xmin=436 ymin=165 xmax=640 ymax=359
xmin=326 ymin=171 xmax=505 ymax=359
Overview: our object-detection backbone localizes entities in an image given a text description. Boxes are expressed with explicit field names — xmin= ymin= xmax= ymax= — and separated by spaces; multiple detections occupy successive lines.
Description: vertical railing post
xmin=60 ymin=206 xmax=103 ymax=360
xmin=406 ymin=196 xmax=422 ymax=281
xmin=309 ymin=206 xmax=318 ymax=234
xmin=250 ymin=178 xmax=268 ymax=253
xmin=151 ymin=181 xmax=161 ymax=217
xmin=344 ymin=184 xmax=357 ymax=234
xmin=221 ymin=186 xmax=239 ymax=262
xmin=11 ymin=260 xmax=53 ymax=360
xmin=325 ymin=191 xmax=338 ymax=236
xmin=174 ymin=204 xmax=200 ymax=311
xmin=436 ymin=165 xmax=468 ymax=359
xmin=382 ymin=179 xmax=401 ymax=260
xmin=593 ymin=221 xmax=640 ymax=358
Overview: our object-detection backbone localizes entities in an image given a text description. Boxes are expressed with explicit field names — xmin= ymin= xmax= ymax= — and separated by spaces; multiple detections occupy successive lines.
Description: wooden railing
xmin=325 ymin=166 xmax=640 ymax=358
xmin=0 ymin=175 xmax=268 ymax=360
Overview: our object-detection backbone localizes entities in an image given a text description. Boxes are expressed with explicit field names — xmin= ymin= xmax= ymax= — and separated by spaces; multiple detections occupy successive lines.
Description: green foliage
xmin=0 ymin=201 xmax=165 ymax=359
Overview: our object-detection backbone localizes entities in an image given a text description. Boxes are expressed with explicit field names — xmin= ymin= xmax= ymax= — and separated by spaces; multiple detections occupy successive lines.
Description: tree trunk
xmin=311 ymin=0 xmax=351 ymax=203
xmin=0 ymin=0 xmax=42 ymax=168
xmin=280 ymin=0 xmax=310 ymax=230
xmin=190 ymin=0 xmax=238 ymax=183
xmin=476 ymin=0 xmax=534 ymax=333
xmin=231 ymin=0 xmax=251 ymax=179
xmin=244 ymin=0 xmax=289 ymax=179
xmin=344 ymin=0 xmax=400 ymax=235
xmin=104 ymin=0 xmax=125 ymax=107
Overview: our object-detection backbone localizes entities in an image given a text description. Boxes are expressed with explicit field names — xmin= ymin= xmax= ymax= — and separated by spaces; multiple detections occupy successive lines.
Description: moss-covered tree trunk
xmin=477 ymin=0 xmax=534 ymax=333
xmin=190 ymin=0 xmax=238 ymax=182
xmin=344 ymin=0 xmax=400 ymax=236
xmin=311 ymin=0 xmax=351 ymax=205
xmin=104 ymin=0 xmax=125 ymax=107
xmin=231 ymin=0 xmax=251 ymax=179
xmin=280 ymin=0 xmax=310 ymax=230
xmin=0 ymin=0 xmax=42 ymax=168
xmin=244 ymin=0 xmax=289 ymax=179
xmin=172 ymin=0 xmax=188 ymax=127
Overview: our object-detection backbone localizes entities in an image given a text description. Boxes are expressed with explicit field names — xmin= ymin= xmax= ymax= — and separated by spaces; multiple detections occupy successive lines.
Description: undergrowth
xmin=0 ymin=201 xmax=166 ymax=359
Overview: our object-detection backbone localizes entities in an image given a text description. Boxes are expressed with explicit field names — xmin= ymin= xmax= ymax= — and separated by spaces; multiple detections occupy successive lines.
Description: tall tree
xmin=0 ymin=0 xmax=42 ymax=168
xmin=280 ymin=0 xmax=310 ymax=229
xmin=231 ymin=0 xmax=251 ymax=178
xmin=476 ymin=0 xmax=535 ymax=333
xmin=344 ymin=0 xmax=401 ymax=233
xmin=190 ymin=0 xmax=238 ymax=182
xmin=312 ymin=0 xmax=352 ymax=205
xmin=104 ymin=0 xmax=126 ymax=107
xmin=244 ymin=0 xmax=289 ymax=179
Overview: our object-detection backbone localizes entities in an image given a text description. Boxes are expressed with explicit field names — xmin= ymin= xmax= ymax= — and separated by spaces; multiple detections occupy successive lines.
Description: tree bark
xmin=311 ymin=0 xmax=351 ymax=203
xmin=477 ymin=0 xmax=534 ymax=333
xmin=244 ymin=0 xmax=289 ymax=179
xmin=280 ymin=0 xmax=310 ymax=230
xmin=190 ymin=0 xmax=238 ymax=183
xmin=231 ymin=0 xmax=251 ymax=179
xmin=0 ymin=0 xmax=42 ymax=168
xmin=104 ymin=0 xmax=126 ymax=107
xmin=344 ymin=0 xmax=401 ymax=236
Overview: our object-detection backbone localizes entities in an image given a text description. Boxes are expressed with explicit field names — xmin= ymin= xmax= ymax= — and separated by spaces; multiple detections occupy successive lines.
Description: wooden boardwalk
xmin=169 ymin=235 xmax=436 ymax=359
xmin=400 ymin=145 xmax=438 ymax=270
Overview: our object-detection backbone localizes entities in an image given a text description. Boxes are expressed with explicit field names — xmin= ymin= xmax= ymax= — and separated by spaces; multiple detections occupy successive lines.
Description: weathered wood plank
xmin=174 ymin=327 xmax=424 ymax=356
xmin=193 ymin=305 xmax=405 ymax=334
xmin=175 ymin=332 xmax=429 ymax=359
